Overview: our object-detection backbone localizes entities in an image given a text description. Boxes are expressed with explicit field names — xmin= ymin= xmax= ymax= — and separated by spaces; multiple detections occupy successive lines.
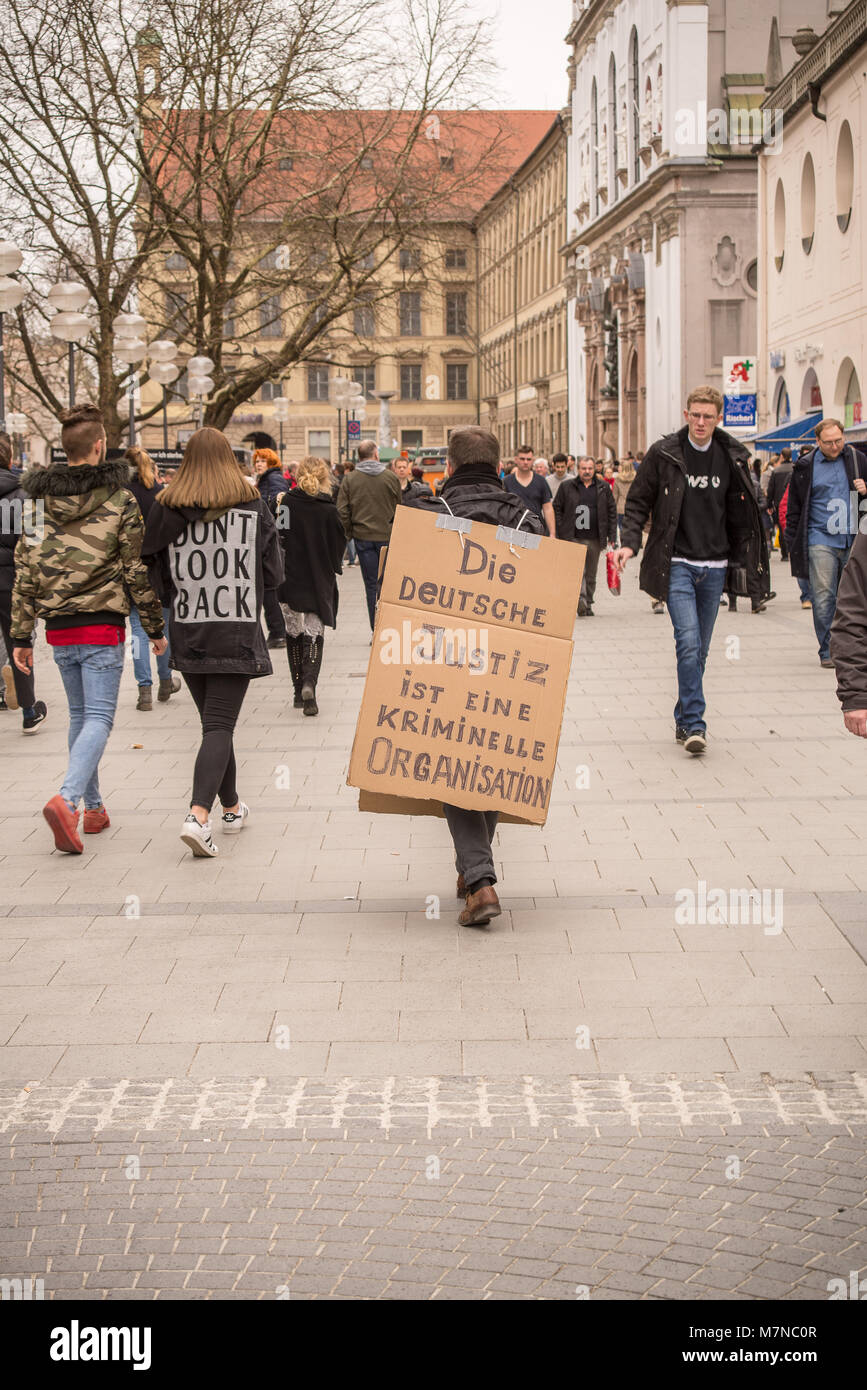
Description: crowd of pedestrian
xmin=2 ymin=388 xmax=866 ymax=923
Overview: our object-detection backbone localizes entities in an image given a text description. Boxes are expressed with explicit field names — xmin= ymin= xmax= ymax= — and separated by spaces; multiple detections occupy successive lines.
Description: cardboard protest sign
xmin=169 ymin=510 xmax=258 ymax=623
xmin=348 ymin=507 xmax=584 ymax=826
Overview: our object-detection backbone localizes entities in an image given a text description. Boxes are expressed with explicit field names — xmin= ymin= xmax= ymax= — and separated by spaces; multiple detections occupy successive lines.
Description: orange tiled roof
xmin=147 ymin=108 xmax=558 ymax=222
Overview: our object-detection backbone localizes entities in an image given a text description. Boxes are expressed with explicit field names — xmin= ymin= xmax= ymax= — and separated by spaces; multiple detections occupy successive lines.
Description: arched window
xmin=800 ymin=368 xmax=822 ymax=414
xmin=836 ymin=121 xmax=854 ymax=232
xmin=591 ymin=78 xmax=599 ymax=216
xmin=774 ymin=377 xmax=790 ymax=425
xmin=629 ymin=28 xmax=640 ymax=183
xmin=836 ymin=359 xmax=862 ymax=428
xmin=773 ymin=179 xmax=786 ymax=272
xmin=608 ymin=54 xmax=617 ymax=201
xmin=801 ymin=153 xmax=816 ymax=255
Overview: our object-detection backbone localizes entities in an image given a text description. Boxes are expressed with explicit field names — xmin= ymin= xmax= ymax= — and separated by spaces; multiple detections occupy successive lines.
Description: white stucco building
xmin=757 ymin=0 xmax=866 ymax=449
xmin=563 ymin=0 xmax=833 ymax=459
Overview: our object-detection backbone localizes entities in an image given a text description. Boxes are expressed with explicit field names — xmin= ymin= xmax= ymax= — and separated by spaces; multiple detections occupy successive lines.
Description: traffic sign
xmin=347 ymin=419 xmax=361 ymax=438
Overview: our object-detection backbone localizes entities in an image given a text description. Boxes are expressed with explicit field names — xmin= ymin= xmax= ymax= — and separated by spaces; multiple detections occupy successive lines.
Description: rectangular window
xmin=354 ymin=299 xmax=375 ymax=336
xmin=401 ymin=429 xmax=423 ymax=450
xmin=279 ymin=156 xmax=294 ymax=172
xmin=165 ymin=252 xmax=188 ymax=271
xmin=307 ymin=365 xmax=330 ymax=401
xmin=165 ymin=287 xmax=189 ymax=329
xmin=446 ymin=363 xmax=468 ymax=400
xmin=261 ymin=380 xmax=284 ymax=401
xmin=399 ymin=247 xmax=420 ymax=271
xmin=308 ymin=429 xmax=331 ymax=462
xmin=357 ymin=364 xmax=376 ymax=398
xmin=446 ymin=291 xmax=468 ymax=336
xmin=445 ymin=249 xmax=467 ymax=269
xmin=260 ymin=293 xmax=282 ymax=338
xmin=400 ymin=364 xmax=422 ymax=400
xmin=222 ymin=298 xmax=235 ymax=339
xmin=399 ymin=291 xmax=421 ymax=336
xmin=709 ymin=300 xmax=742 ymax=367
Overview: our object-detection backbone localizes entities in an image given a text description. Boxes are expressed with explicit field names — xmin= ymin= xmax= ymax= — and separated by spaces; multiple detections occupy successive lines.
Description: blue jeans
xmin=129 ymin=605 xmax=172 ymax=685
xmin=345 ymin=538 xmax=357 ymax=565
xmin=797 ymin=576 xmax=812 ymax=603
xmin=53 ymin=643 xmax=125 ymax=809
xmin=666 ymin=563 xmax=728 ymax=734
xmin=808 ymin=543 xmax=852 ymax=659
xmin=355 ymin=539 xmax=388 ymax=629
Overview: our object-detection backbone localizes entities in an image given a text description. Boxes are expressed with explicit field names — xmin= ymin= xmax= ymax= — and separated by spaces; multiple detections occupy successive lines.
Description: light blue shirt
xmin=808 ymin=449 xmax=851 ymax=549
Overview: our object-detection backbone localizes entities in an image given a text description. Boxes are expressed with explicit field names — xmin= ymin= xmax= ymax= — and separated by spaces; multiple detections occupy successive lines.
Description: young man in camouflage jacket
xmin=11 ymin=404 xmax=166 ymax=854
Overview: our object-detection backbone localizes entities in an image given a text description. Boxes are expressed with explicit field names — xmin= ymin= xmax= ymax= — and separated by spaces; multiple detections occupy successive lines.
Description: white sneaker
xmin=180 ymin=812 xmax=218 ymax=857
xmin=221 ymin=801 xmax=250 ymax=834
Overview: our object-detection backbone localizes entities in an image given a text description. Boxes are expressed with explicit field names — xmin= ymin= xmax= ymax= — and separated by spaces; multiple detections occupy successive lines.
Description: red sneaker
xmin=43 ymin=795 xmax=83 ymax=854
xmin=83 ymin=806 xmax=110 ymax=834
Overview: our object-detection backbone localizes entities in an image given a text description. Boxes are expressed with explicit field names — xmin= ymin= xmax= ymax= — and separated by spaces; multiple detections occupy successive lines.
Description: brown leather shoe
xmin=456 ymin=873 xmax=467 ymax=898
xmin=459 ymin=885 xmax=501 ymax=927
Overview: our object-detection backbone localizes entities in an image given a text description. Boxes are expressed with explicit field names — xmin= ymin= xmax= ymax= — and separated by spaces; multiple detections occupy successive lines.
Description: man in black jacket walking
xmin=553 ymin=455 xmax=617 ymax=615
xmin=613 ymin=385 xmax=769 ymax=756
xmin=407 ymin=427 xmax=544 ymax=926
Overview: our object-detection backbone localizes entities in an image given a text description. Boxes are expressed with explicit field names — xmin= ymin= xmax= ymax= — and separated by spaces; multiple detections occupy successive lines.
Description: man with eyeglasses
xmin=784 ymin=418 xmax=866 ymax=668
xmin=613 ymin=386 xmax=769 ymax=755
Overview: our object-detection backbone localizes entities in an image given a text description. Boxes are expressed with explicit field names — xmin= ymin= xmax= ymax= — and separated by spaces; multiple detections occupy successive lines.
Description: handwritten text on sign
xmin=169 ymin=510 xmax=259 ymax=623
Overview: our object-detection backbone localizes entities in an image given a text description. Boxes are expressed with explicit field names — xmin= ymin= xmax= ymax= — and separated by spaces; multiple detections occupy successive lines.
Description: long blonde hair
xmin=618 ymin=459 xmax=636 ymax=483
xmin=159 ymin=428 xmax=259 ymax=510
xmin=126 ymin=445 xmax=156 ymax=490
xmin=296 ymin=455 xmax=332 ymax=497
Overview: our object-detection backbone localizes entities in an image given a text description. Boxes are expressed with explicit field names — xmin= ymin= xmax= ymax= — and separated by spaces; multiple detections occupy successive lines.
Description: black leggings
xmin=0 ymin=604 xmax=36 ymax=708
xmin=183 ymin=672 xmax=250 ymax=811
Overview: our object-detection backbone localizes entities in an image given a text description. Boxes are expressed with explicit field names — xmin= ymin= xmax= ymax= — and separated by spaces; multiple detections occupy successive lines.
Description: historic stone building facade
xmin=757 ymin=0 xmax=865 ymax=445
xmin=564 ymin=0 xmax=832 ymax=459
xmin=476 ymin=117 xmax=569 ymax=459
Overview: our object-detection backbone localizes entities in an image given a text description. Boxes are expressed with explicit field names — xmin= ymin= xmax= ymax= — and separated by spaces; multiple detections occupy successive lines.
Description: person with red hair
xmin=252 ymin=450 xmax=287 ymax=647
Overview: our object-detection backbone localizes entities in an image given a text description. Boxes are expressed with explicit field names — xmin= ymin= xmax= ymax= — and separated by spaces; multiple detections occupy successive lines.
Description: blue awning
xmin=751 ymin=412 xmax=822 ymax=451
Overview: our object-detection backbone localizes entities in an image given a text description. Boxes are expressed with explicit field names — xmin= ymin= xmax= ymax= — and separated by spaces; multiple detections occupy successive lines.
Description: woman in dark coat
xmin=142 ymin=428 xmax=283 ymax=857
xmin=125 ymin=446 xmax=181 ymax=709
xmin=276 ymin=455 xmax=346 ymax=716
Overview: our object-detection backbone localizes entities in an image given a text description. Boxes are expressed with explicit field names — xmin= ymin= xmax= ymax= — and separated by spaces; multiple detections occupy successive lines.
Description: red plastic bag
xmin=606 ymin=548 xmax=621 ymax=596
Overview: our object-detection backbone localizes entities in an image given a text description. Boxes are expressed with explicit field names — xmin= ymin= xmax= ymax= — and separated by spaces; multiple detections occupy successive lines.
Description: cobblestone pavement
xmin=2 ymin=1127 xmax=864 ymax=1300
xmin=1 ymin=552 xmax=865 ymax=1298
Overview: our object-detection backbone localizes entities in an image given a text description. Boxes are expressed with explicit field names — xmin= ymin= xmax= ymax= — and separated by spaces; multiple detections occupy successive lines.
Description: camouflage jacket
xmin=10 ymin=457 xmax=164 ymax=646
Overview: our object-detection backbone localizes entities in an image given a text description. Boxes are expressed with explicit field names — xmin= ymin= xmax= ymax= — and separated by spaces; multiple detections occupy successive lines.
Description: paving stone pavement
xmin=1 ymin=547 xmax=865 ymax=1299
xmin=1 ymin=1128 xmax=864 ymax=1300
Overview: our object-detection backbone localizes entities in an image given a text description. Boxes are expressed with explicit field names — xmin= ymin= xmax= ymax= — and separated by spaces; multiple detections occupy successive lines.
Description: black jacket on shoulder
xmin=619 ymin=425 xmax=769 ymax=602
xmin=405 ymin=463 xmax=545 ymax=534
xmin=553 ymin=475 xmax=617 ymax=546
xmin=141 ymin=495 xmax=282 ymax=677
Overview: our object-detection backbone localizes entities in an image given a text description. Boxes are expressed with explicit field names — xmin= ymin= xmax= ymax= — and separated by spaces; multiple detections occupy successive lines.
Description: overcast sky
xmin=477 ymin=0 xmax=572 ymax=110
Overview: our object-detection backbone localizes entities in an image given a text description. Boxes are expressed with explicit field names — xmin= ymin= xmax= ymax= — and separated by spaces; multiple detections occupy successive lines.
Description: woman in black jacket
xmin=126 ymin=446 xmax=182 ymax=709
xmin=142 ymin=428 xmax=283 ymax=857
xmin=276 ymin=456 xmax=346 ymax=716
xmin=0 ymin=434 xmax=47 ymax=728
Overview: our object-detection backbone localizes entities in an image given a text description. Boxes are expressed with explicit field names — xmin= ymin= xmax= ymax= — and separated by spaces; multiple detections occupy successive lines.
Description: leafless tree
xmin=0 ymin=0 xmax=508 ymax=444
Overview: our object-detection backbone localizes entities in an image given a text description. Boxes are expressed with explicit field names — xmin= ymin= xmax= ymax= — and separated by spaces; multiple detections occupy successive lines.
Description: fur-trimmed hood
xmin=22 ymin=457 xmax=131 ymax=499
xmin=21 ymin=457 xmax=132 ymax=524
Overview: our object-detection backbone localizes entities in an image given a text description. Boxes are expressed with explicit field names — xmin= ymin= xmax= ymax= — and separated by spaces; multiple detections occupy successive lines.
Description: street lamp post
xmin=148 ymin=341 xmax=180 ymax=450
xmin=0 ymin=241 xmax=25 ymax=433
xmin=187 ymin=356 xmax=215 ymax=429
xmin=6 ymin=410 xmax=28 ymax=468
xmin=48 ymin=281 xmax=91 ymax=408
xmin=329 ymin=377 xmax=362 ymax=464
xmin=273 ymin=394 xmax=290 ymax=461
xmin=112 ymin=312 xmax=148 ymax=446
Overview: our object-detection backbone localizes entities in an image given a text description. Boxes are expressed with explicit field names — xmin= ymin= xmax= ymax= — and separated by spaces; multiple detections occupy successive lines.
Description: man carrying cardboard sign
xmin=354 ymin=422 xmax=561 ymax=922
